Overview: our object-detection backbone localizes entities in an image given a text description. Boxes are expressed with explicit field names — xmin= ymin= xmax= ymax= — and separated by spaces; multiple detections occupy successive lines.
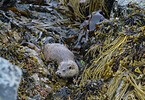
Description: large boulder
xmin=0 ymin=57 xmax=22 ymax=100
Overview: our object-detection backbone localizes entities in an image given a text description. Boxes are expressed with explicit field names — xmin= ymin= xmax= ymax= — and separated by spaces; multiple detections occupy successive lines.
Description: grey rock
xmin=53 ymin=86 xmax=71 ymax=100
xmin=0 ymin=0 xmax=17 ymax=8
xmin=89 ymin=11 xmax=105 ymax=31
xmin=118 ymin=0 xmax=144 ymax=6
xmin=118 ymin=0 xmax=145 ymax=9
xmin=0 ymin=57 xmax=22 ymax=100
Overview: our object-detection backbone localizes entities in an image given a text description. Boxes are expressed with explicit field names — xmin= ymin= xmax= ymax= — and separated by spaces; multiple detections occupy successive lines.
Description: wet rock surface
xmin=0 ymin=57 xmax=22 ymax=100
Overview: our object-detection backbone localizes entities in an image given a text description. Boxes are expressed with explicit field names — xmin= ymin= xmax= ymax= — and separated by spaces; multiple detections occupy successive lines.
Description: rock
xmin=20 ymin=0 xmax=50 ymax=5
xmin=89 ymin=11 xmax=106 ymax=31
xmin=80 ymin=0 xmax=87 ymax=3
xmin=0 ymin=57 xmax=22 ymax=100
xmin=53 ymin=86 xmax=71 ymax=100
xmin=0 ymin=0 xmax=17 ymax=8
xmin=42 ymin=36 xmax=55 ymax=45
xmin=118 ymin=0 xmax=145 ymax=6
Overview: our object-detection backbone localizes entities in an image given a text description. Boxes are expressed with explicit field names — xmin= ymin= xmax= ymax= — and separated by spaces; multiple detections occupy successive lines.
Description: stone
xmin=0 ymin=57 xmax=22 ymax=100
xmin=0 ymin=0 xmax=17 ymax=8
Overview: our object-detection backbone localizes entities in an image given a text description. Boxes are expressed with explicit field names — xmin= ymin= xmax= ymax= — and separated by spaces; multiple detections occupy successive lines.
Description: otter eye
xmin=68 ymin=66 xmax=72 ymax=69
xmin=62 ymin=69 xmax=65 ymax=72
xmin=68 ymin=66 xmax=73 ymax=69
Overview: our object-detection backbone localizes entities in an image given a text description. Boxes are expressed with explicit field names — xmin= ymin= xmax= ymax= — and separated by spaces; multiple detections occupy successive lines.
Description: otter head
xmin=55 ymin=60 xmax=79 ymax=78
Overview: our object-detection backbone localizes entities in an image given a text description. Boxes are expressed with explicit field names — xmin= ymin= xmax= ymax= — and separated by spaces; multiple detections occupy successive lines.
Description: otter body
xmin=43 ymin=43 xmax=79 ymax=78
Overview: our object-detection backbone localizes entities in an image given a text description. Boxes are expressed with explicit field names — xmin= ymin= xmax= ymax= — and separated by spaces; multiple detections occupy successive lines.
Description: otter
xmin=43 ymin=43 xmax=79 ymax=78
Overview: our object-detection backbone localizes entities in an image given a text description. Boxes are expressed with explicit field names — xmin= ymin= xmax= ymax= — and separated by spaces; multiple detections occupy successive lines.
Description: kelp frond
xmin=58 ymin=0 xmax=107 ymax=20
xmin=80 ymin=34 xmax=128 ymax=85
xmin=107 ymin=69 xmax=127 ymax=100
xmin=128 ymin=73 xmax=145 ymax=100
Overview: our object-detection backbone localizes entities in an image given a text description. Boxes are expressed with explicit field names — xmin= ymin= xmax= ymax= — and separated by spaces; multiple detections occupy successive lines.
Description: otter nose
xmin=56 ymin=71 xmax=61 ymax=76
